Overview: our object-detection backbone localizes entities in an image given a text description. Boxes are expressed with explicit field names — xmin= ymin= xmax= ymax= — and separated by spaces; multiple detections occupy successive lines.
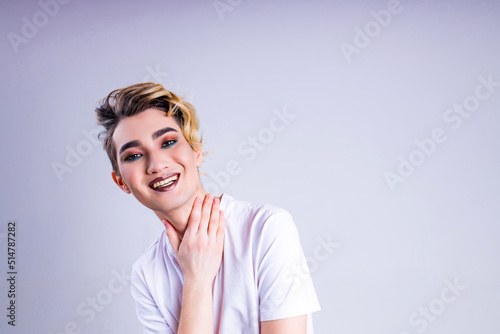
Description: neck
xmin=153 ymin=188 xmax=209 ymax=239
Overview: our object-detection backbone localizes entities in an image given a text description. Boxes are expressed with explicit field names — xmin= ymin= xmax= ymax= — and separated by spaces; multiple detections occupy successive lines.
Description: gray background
xmin=1 ymin=0 xmax=499 ymax=333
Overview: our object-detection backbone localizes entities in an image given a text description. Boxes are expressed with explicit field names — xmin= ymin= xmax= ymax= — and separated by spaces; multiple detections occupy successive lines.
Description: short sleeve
xmin=256 ymin=210 xmax=321 ymax=321
xmin=131 ymin=263 xmax=174 ymax=334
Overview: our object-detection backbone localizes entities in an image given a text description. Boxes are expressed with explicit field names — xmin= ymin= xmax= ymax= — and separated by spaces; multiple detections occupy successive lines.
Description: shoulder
xmin=222 ymin=193 xmax=297 ymax=237
xmin=223 ymin=193 xmax=292 ymax=219
xmin=131 ymin=232 xmax=166 ymax=280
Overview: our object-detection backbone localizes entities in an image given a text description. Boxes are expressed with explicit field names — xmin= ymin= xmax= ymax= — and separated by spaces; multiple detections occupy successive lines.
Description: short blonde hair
xmin=95 ymin=82 xmax=202 ymax=175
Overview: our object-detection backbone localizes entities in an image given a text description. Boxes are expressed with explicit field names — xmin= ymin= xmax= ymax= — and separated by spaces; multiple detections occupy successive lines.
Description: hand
xmin=164 ymin=194 xmax=225 ymax=285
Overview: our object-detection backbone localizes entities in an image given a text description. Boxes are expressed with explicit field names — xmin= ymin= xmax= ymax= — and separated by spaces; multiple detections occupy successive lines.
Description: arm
xmin=261 ymin=315 xmax=307 ymax=334
xmin=164 ymin=194 xmax=225 ymax=334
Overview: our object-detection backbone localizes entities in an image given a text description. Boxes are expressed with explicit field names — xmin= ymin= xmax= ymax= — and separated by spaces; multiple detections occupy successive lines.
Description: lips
xmin=148 ymin=173 xmax=180 ymax=192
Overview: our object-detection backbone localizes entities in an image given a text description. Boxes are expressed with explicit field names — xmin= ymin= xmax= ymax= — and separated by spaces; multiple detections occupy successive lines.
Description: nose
xmin=146 ymin=150 xmax=169 ymax=175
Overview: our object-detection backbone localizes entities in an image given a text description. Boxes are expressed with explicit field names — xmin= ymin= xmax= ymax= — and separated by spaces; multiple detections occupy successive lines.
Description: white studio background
xmin=1 ymin=0 xmax=499 ymax=333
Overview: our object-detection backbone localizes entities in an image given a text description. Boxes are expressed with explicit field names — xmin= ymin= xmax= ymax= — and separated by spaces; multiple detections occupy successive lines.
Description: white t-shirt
xmin=131 ymin=193 xmax=321 ymax=333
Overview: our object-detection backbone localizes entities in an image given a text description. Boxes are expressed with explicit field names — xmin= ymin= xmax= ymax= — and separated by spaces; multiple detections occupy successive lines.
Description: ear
xmin=194 ymin=148 xmax=203 ymax=168
xmin=112 ymin=170 xmax=131 ymax=194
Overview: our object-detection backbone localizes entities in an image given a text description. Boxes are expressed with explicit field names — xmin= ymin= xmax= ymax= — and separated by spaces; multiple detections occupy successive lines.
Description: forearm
xmin=177 ymin=278 xmax=214 ymax=334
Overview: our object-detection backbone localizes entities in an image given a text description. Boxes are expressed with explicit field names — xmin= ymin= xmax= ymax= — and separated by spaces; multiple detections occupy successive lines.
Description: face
xmin=111 ymin=108 xmax=204 ymax=213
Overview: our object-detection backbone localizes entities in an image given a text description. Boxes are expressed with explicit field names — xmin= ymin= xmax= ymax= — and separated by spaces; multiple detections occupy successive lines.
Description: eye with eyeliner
xmin=122 ymin=153 xmax=142 ymax=162
xmin=161 ymin=138 xmax=177 ymax=148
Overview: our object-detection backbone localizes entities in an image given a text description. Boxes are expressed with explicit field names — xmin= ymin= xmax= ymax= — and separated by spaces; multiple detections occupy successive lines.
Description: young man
xmin=95 ymin=82 xmax=321 ymax=333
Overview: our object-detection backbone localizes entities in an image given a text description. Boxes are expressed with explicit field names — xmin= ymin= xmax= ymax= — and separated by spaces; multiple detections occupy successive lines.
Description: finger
xmin=208 ymin=197 xmax=221 ymax=238
xmin=164 ymin=220 xmax=181 ymax=256
xmin=198 ymin=193 xmax=214 ymax=234
xmin=216 ymin=210 xmax=225 ymax=243
xmin=185 ymin=196 xmax=202 ymax=238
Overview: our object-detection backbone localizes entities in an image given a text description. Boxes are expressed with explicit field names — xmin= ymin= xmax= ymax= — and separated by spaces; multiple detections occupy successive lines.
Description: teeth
xmin=153 ymin=175 xmax=178 ymax=189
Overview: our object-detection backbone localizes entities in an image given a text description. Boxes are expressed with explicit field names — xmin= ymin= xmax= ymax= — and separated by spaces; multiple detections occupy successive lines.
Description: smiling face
xmin=111 ymin=108 xmax=205 ymax=213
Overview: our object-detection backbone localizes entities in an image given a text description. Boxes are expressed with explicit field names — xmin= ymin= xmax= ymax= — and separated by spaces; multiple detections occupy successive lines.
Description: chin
xmin=142 ymin=194 xmax=191 ymax=214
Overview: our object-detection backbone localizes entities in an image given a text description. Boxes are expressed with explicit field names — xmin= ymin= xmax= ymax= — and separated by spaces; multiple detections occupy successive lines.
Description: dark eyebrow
xmin=119 ymin=140 xmax=140 ymax=155
xmin=118 ymin=127 xmax=178 ymax=155
xmin=152 ymin=127 xmax=177 ymax=140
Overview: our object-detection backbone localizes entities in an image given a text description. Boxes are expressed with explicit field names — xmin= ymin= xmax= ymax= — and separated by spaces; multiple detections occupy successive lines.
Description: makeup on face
xmin=112 ymin=109 xmax=204 ymax=214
